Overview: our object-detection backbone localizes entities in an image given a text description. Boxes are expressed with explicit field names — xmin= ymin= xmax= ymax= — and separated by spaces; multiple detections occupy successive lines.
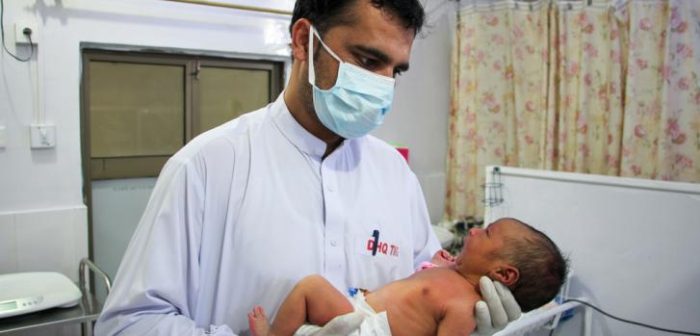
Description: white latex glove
xmin=471 ymin=276 xmax=522 ymax=336
xmin=293 ymin=311 xmax=365 ymax=336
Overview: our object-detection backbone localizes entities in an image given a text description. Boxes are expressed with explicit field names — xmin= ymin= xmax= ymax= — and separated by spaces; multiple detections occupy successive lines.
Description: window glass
xmin=89 ymin=61 xmax=185 ymax=158
xmin=197 ymin=67 xmax=270 ymax=135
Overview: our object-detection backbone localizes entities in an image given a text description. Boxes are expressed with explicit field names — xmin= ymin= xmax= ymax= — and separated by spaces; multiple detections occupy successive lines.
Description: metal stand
xmin=79 ymin=258 xmax=112 ymax=336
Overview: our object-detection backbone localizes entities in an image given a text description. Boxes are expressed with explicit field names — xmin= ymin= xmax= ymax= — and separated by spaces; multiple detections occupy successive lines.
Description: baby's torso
xmin=364 ymin=267 xmax=481 ymax=336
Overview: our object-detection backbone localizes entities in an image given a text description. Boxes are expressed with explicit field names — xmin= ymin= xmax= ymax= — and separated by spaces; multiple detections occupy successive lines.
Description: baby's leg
xmin=270 ymin=275 xmax=354 ymax=336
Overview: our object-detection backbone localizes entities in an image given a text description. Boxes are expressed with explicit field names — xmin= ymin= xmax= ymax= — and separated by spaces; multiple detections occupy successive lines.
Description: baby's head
xmin=455 ymin=218 xmax=568 ymax=312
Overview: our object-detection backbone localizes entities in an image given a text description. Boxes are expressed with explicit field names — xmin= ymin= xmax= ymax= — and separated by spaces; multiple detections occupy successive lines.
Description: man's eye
xmin=359 ymin=56 xmax=380 ymax=69
xmin=393 ymin=70 xmax=404 ymax=77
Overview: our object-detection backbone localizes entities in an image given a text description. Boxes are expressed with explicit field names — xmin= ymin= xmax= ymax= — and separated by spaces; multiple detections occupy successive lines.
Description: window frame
xmin=81 ymin=49 xmax=284 ymax=180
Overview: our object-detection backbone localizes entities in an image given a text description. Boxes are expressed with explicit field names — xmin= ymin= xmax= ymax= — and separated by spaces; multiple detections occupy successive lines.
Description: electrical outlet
xmin=29 ymin=124 xmax=56 ymax=149
xmin=15 ymin=21 xmax=38 ymax=45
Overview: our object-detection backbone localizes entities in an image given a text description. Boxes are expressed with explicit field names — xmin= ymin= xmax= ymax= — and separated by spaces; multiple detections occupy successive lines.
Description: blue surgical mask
xmin=308 ymin=25 xmax=395 ymax=139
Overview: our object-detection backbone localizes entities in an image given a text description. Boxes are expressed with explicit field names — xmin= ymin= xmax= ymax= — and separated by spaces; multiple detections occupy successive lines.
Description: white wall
xmin=0 ymin=0 xmax=452 ymax=281
xmin=0 ymin=0 xmax=294 ymax=211
xmin=375 ymin=0 xmax=456 ymax=224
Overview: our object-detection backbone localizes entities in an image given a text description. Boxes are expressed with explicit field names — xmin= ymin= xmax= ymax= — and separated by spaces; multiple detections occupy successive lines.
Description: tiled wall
xmin=0 ymin=206 xmax=88 ymax=282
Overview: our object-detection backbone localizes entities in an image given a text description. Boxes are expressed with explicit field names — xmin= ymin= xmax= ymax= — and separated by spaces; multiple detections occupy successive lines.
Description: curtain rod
xmin=162 ymin=0 xmax=292 ymax=16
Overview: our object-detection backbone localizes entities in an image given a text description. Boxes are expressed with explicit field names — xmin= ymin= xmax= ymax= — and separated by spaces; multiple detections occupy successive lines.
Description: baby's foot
xmin=248 ymin=306 xmax=272 ymax=336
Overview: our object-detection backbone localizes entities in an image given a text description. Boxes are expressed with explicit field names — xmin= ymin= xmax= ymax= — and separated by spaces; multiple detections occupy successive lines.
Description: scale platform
xmin=0 ymin=265 xmax=107 ymax=335
xmin=0 ymin=272 xmax=81 ymax=319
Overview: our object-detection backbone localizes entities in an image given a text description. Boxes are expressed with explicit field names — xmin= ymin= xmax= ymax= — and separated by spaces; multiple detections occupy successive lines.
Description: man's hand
xmin=472 ymin=276 xmax=521 ymax=336
xmin=293 ymin=311 xmax=365 ymax=336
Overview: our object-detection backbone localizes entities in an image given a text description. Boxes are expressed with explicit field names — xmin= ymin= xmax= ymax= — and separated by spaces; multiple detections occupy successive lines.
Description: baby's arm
xmin=431 ymin=249 xmax=456 ymax=266
xmin=437 ymin=303 xmax=475 ymax=336
xmin=419 ymin=250 xmax=456 ymax=271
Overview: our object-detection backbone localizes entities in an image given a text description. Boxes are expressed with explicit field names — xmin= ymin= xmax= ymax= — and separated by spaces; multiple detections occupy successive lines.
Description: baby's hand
xmin=431 ymin=249 xmax=456 ymax=266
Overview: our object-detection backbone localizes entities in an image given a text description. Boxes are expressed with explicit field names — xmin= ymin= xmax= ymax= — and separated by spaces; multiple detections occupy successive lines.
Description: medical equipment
xmin=0 ymin=272 xmax=82 ymax=319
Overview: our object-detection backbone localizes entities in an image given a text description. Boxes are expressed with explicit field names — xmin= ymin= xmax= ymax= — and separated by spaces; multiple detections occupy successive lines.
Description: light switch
xmin=29 ymin=124 xmax=56 ymax=149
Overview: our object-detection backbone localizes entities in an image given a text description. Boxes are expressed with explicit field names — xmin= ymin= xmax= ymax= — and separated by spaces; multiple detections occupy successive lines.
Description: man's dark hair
xmin=289 ymin=0 xmax=425 ymax=36
xmin=497 ymin=218 xmax=569 ymax=312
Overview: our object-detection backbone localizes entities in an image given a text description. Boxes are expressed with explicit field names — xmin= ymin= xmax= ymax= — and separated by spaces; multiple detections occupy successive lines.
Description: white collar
xmin=271 ymin=93 xmax=330 ymax=159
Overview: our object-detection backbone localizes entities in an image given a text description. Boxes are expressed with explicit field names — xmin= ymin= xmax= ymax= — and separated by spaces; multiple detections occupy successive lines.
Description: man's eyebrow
xmin=353 ymin=45 xmax=389 ymax=63
xmin=353 ymin=45 xmax=410 ymax=72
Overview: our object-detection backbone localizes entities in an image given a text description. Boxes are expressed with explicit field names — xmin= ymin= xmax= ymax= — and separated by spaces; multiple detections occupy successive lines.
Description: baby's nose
xmin=468 ymin=227 xmax=482 ymax=236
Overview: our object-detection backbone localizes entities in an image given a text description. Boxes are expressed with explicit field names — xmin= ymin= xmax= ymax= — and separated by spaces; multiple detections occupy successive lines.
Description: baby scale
xmin=0 ymin=272 xmax=82 ymax=319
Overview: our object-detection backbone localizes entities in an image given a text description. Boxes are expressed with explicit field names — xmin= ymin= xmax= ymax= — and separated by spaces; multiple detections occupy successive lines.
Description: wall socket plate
xmin=15 ymin=21 xmax=38 ymax=45
xmin=29 ymin=124 xmax=56 ymax=149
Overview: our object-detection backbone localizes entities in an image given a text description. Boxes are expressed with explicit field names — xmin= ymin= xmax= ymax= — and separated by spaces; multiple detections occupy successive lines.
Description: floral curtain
xmin=445 ymin=0 xmax=700 ymax=220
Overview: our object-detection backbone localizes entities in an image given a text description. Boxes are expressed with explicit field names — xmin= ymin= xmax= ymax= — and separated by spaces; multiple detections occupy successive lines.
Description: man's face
xmin=307 ymin=0 xmax=415 ymax=90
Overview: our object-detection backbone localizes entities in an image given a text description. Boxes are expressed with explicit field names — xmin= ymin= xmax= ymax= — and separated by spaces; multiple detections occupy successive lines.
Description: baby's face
xmin=456 ymin=219 xmax=522 ymax=273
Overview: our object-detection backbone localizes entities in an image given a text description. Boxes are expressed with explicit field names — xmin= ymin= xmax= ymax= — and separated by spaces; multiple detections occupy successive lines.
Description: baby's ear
xmin=489 ymin=265 xmax=519 ymax=286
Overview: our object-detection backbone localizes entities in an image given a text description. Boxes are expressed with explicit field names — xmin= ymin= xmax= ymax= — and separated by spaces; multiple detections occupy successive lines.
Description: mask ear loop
xmin=308 ymin=25 xmax=317 ymax=87
xmin=312 ymin=27 xmax=343 ymax=62
xmin=308 ymin=25 xmax=343 ymax=87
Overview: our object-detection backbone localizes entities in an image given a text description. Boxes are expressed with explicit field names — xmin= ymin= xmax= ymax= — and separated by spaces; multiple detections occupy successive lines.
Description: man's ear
xmin=290 ymin=18 xmax=312 ymax=62
xmin=489 ymin=265 xmax=519 ymax=286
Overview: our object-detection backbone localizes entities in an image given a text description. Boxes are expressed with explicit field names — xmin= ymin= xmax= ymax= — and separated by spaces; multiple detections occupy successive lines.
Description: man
xmin=95 ymin=1 xmax=520 ymax=335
